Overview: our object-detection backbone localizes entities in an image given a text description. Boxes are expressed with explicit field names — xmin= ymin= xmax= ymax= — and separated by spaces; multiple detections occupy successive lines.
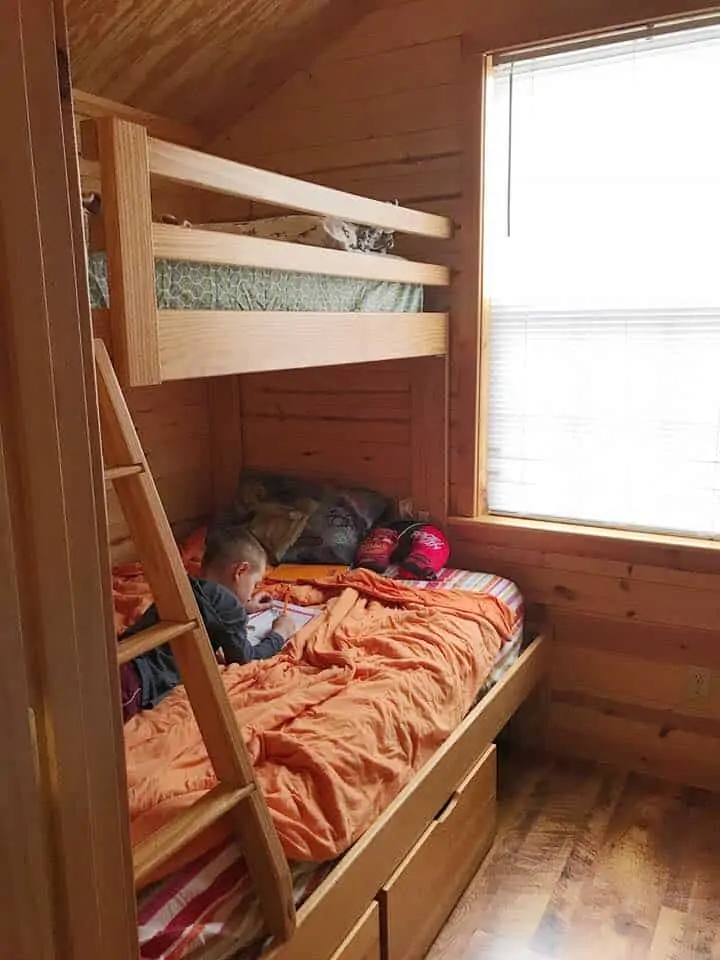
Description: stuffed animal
xmin=355 ymin=520 xmax=450 ymax=580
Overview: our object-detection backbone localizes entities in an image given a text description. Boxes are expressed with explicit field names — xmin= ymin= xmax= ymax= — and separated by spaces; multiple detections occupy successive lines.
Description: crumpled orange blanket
xmin=123 ymin=569 xmax=514 ymax=882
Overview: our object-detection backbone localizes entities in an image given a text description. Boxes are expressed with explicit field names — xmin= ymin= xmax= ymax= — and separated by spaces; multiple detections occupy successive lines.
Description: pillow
xmin=237 ymin=471 xmax=390 ymax=565
xmin=245 ymin=501 xmax=316 ymax=565
xmin=197 ymin=215 xmax=394 ymax=254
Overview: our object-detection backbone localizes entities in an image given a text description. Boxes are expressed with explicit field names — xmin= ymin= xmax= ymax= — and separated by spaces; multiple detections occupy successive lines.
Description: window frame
xmin=450 ymin=3 xmax=720 ymax=571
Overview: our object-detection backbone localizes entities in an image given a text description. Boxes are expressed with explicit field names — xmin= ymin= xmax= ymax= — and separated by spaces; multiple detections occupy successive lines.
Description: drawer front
xmin=381 ymin=745 xmax=497 ymax=960
xmin=329 ymin=902 xmax=381 ymax=960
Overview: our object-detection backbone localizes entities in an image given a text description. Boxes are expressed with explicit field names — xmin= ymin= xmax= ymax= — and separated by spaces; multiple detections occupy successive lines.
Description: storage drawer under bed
xmin=379 ymin=744 xmax=497 ymax=960
xmin=329 ymin=902 xmax=381 ymax=960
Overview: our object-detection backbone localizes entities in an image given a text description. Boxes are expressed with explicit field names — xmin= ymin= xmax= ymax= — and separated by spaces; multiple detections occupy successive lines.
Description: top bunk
xmin=78 ymin=98 xmax=453 ymax=387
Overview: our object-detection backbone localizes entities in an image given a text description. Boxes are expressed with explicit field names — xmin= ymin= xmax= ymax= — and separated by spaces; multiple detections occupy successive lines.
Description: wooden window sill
xmin=448 ymin=514 xmax=720 ymax=574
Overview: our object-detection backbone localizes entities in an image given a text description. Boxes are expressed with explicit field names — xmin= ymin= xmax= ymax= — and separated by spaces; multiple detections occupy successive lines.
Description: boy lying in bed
xmin=119 ymin=525 xmax=294 ymax=722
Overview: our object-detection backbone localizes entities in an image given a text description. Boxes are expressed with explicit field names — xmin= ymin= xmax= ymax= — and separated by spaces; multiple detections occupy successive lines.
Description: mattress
xmin=87 ymin=253 xmax=423 ymax=313
xmin=135 ymin=567 xmax=524 ymax=960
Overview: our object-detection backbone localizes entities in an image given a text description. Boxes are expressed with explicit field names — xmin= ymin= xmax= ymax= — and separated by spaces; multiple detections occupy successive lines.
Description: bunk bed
xmin=79 ymin=108 xmax=549 ymax=960
xmin=79 ymin=114 xmax=450 ymax=388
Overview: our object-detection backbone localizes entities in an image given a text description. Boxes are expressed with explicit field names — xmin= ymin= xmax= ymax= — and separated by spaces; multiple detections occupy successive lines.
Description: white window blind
xmin=485 ymin=20 xmax=720 ymax=538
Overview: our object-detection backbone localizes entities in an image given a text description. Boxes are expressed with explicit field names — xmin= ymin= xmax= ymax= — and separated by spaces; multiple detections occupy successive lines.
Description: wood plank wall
xmin=239 ymin=361 xmax=414 ymax=500
xmin=212 ymin=0 xmax=459 ymax=517
xmin=106 ymin=379 xmax=214 ymax=555
xmin=215 ymin=0 xmax=720 ymax=791
xmin=451 ymin=525 xmax=720 ymax=793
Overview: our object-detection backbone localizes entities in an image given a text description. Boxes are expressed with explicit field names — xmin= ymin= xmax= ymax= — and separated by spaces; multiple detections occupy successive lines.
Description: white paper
xmin=246 ymin=601 xmax=321 ymax=646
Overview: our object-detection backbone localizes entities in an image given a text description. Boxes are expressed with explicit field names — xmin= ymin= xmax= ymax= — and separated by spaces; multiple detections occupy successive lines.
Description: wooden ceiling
xmin=67 ymin=0 xmax=383 ymax=135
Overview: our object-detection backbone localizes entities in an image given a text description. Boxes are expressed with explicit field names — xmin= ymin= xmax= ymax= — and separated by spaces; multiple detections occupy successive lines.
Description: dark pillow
xmin=246 ymin=501 xmax=316 ymax=565
xmin=237 ymin=471 xmax=389 ymax=565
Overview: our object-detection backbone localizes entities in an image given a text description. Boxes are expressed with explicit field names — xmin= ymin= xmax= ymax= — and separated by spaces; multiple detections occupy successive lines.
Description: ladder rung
xmin=104 ymin=463 xmax=144 ymax=482
xmin=117 ymin=619 xmax=197 ymax=665
xmin=133 ymin=782 xmax=255 ymax=889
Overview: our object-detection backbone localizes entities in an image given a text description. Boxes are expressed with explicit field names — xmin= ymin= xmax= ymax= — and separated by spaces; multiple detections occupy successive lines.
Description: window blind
xmin=485 ymin=21 xmax=720 ymax=538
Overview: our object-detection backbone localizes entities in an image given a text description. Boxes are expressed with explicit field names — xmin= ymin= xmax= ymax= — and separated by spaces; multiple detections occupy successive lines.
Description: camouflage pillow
xmin=237 ymin=471 xmax=390 ymax=565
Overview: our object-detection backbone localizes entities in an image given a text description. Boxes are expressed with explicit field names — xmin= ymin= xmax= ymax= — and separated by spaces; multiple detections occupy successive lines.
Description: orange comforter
xmin=123 ymin=569 xmax=514 ymax=881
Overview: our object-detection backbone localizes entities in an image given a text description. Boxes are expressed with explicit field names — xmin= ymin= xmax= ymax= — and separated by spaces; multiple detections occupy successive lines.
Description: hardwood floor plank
xmin=648 ymin=907 xmax=686 ymax=960
xmin=677 ymin=792 xmax=720 ymax=959
xmin=428 ymin=751 xmax=720 ymax=960
xmin=531 ymin=766 xmax=627 ymax=957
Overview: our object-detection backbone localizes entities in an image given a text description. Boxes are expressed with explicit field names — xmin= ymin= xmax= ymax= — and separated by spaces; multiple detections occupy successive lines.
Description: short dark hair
xmin=202 ymin=523 xmax=267 ymax=572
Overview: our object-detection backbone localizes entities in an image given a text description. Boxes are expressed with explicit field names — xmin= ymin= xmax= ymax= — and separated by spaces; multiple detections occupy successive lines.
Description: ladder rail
xmin=95 ymin=339 xmax=295 ymax=941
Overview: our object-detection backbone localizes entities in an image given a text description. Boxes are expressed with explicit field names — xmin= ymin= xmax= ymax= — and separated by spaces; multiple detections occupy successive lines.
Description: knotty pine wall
xmin=213 ymin=0 xmax=720 ymax=791
xmin=240 ymin=362 xmax=412 ymax=499
xmin=106 ymin=379 xmax=215 ymax=557
xmin=451 ymin=524 xmax=720 ymax=793
xmin=211 ymin=0 xmax=461 ymax=518
xmin=236 ymin=355 xmax=446 ymax=521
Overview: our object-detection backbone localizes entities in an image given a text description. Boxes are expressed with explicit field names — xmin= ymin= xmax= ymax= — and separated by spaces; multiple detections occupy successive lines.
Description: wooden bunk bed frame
xmin=80 ymin=114 xmax=451 ymax=388
xmin=75 ymin=99 xmax=550 ymax=960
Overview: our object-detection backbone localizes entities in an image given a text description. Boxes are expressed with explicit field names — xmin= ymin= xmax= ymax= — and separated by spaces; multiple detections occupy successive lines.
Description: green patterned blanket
xmin=88 ymin=254 xmax=423 ymax=313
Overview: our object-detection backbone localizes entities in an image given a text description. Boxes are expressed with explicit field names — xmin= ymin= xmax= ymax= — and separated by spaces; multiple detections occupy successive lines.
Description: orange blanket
xmin=123 ymin=569 xmax=514 ymax=882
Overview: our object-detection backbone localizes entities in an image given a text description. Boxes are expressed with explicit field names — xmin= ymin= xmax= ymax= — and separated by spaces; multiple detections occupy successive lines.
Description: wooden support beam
xmin=82 ymin=118 xmax=160 ymax=387
xmin=158 ymin=312 xmax=448 ymax=380
xmin=148 ymin=140 xmax=453 ymax=239
xmin=152 ymin=222 xmax=450 ymax=286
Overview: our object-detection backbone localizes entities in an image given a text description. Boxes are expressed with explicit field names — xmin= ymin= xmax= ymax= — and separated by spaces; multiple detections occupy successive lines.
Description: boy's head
xmin=201 ymin=524 xmax=268 ymax=604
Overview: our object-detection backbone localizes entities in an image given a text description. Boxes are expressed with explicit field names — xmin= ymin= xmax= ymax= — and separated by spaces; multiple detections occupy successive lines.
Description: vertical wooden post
xmin=410 ymin=356 xmax=449 ymax=524
xmin=449 ymin=49 xmax=490 ymax=517
xmin=0 ymin=0 xmax=138 ymax=957
xmin=82 ymin=116 xmax=160 ymax=387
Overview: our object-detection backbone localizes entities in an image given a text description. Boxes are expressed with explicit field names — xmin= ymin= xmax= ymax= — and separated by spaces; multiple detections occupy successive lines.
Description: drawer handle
xmin=436 ymin=791 xmax=460 ymax=825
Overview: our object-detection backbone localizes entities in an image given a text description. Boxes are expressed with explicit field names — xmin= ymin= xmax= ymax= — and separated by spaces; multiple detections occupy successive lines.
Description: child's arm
xmin=203 ymin=582 xmax=288 ymax=664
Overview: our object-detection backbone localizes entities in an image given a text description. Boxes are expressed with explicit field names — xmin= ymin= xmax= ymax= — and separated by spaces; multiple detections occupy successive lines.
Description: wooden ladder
xmin=94 ymin=339 xmax=295 ymax=942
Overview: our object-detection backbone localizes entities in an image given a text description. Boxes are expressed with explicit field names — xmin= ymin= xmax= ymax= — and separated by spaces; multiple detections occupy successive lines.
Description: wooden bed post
xmin=1 ymin=1 xmax=139 ymax=956
xmin=410 ymin=356 xmax=449 ymax=524
xmin=82 ymin=117 xmax=161 ymax=387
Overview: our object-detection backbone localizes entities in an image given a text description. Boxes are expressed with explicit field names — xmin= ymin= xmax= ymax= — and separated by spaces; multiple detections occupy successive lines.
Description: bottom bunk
xmin=117 ymin=557 xmax=548 ymax=960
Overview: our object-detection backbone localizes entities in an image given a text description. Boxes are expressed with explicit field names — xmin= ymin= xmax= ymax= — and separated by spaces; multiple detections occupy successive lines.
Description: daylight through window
xmin=484 ymin=19 xmax=720 ymax=537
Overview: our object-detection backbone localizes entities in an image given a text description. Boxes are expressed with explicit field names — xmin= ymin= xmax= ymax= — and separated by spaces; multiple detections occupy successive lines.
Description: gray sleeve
xmin=202 ymin=582 xmax=286 ymax=664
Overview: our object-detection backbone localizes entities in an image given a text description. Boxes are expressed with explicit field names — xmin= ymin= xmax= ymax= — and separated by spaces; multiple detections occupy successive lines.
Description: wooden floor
xmin=427 ymin=748 xmax=720 ymax=960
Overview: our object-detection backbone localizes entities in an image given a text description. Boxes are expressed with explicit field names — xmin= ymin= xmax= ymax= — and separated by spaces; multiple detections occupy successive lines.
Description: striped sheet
xmin=135 ymin=568 xmax=523 ymax=960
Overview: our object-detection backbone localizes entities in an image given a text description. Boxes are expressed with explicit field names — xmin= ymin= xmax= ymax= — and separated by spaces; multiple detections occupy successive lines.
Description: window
xmin=483 ymin=19 xmax=720 ymax=538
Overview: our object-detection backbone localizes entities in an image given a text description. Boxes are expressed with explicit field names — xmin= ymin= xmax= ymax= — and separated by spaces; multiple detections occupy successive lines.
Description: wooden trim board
xmin=158 ymin=312 xmax=448 ymax=380
xmin=73 ymin=89 xmax=203 ymax=147
xmin=262 ymin=636 xmax=548 ymax=960
xmin=151 ymin=223 xmax=451 ymax=286
xmin=449 ymin=513 xmax=720 ymax=575
xmin=450 ymin=51 xmax=489 ymax=517
xmin=148 ymin=138 xmax=453 ymax=239
xmin=410 ymin=355 xmax=449 ymax=523
xmin=0 ymin=3 xmax=137 ymax=956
